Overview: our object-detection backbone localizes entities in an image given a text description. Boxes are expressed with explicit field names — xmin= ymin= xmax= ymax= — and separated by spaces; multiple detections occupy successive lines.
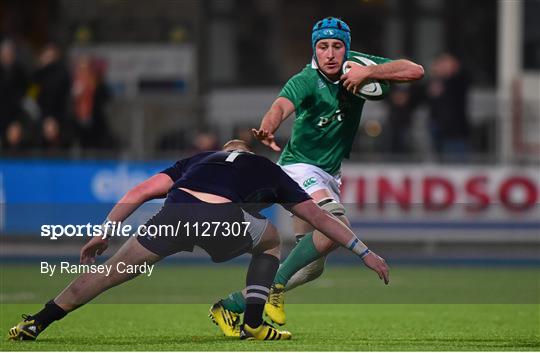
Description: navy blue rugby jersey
xmin=159 ymin=150 xmax=311 ymax=211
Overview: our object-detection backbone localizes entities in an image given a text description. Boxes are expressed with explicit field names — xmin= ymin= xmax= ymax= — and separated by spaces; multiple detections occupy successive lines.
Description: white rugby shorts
xmin=280 ymin=163 xmax=342 ymax=202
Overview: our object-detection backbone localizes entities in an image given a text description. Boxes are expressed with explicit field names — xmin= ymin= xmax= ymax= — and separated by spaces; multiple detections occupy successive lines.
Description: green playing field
xmin=1 ymin=264 xmax=539 ymax=351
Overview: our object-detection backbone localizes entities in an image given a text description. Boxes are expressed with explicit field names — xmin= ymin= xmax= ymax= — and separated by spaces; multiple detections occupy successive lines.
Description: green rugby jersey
xmin=277 ymin=51 xmax=391 ymax=175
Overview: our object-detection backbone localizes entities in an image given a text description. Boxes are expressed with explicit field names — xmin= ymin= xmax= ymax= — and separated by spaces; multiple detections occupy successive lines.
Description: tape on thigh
xmin=317 ymin=198 xmax=346 ymax=217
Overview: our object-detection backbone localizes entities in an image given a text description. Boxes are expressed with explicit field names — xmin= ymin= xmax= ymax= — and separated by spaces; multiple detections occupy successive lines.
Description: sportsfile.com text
xmin=40 ymin=221 xmax=251 ymax=240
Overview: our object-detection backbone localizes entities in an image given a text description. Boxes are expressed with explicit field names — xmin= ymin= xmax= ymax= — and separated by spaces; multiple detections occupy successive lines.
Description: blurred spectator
xmin=192 ymin=131 xmax=219 ymax=152
xmin=30 ymin=43 xmax=72 ymax=148
xmin=3 ymin=119 xmax=31 ymax=151
xmin=0 ymin=39 xmax=28 ymax=145
xmin=426 ymin=53 xmax=471 ymax=161
xmin=71 ymin=55 xmax=114 ymax=149
xmin=385 ymin=84 xmax=422 ymax=155
xmin=41 ymin=116 xmax=68 ymax=150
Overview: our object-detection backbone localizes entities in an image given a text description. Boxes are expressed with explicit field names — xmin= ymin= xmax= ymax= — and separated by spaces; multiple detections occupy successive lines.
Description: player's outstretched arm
xmin=290 ymin=200 xmax=389 ymax=284
xmin=342 ymin=59 xmax=424 ymax=94
xmin=80 ymin=173 xmax=174 ymax=264
xmin=252 ymin=97 xmax=295 ymax=152
xmin=105 ymin=173 xmax=174 ymax=222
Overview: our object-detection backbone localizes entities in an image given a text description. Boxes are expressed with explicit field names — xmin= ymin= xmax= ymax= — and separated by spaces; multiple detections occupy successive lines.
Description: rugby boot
xmin=209 ymin=300 xmax=241 ymax=337
xmin=240 ymin=321 xmax=291 ymax=340
xmin=264 ymin=283 xmax=286 ymax=325
xmin=7 ymin=315 xmax=44 ymax=341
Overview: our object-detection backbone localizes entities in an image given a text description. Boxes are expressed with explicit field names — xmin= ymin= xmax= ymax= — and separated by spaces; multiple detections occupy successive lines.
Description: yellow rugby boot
xmin=240 ymin=321 xmax=291 ymax=340
xmin=209 ymin=300 xmax=241 ymax=337
xmin=264 ymin=284 xmax=286 ymax=325
xmin=7 ymin=315 xmax=43 ymax=341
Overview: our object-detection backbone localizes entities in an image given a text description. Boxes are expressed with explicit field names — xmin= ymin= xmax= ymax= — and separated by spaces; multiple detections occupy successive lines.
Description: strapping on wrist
xmin=346 ymin=237 xmax=370 ymax=258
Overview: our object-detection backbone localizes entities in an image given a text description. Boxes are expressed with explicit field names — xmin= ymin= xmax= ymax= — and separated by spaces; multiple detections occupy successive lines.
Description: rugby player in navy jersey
xmin=8 ymin=139 xmax=388 ymax=342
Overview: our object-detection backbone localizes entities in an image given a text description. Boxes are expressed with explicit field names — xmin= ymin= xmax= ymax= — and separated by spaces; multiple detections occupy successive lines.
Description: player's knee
xmin=316 ymin=198 xmax=349 ymax=251
xmin=264 ymin=236 xmax=280 ymax=258
xmin=264 ymin=223 xmax=280 ymax=247
xmin=292 ymin=216 xmax=314 ymax=235
xmin=263 ymin=245 xmax=280 ymax=259
xmin=312 ymin=230 xmax=339 ymax=253
xmin=253 ymin=222 xmax=280 ymax=256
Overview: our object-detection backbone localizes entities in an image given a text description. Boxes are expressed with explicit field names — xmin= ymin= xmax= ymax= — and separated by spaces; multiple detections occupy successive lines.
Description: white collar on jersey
xmin=311 ymin=57 xmax=340 ymax=85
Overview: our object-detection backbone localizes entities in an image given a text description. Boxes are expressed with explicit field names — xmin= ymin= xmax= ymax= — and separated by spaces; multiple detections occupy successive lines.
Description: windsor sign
xmin=340 ymin=165 xmax=539 ymax=216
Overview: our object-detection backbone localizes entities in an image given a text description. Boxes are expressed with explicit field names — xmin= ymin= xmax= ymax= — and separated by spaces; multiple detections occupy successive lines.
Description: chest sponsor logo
xmin=317 ymin=109 xmax=344 ymax=127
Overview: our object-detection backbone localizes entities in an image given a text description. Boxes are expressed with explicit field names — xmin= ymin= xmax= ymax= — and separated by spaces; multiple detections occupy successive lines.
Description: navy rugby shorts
xmin=137 ymin=189 xmax=268 ymax=262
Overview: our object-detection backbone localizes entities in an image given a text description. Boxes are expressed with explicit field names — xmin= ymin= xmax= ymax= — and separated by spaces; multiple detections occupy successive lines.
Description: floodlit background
xmin=0 ymin=0 xmax=539 ymax=301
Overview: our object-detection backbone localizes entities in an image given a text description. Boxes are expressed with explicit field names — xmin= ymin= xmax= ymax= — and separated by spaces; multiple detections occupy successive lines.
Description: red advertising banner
xmin=339 ymin=165 xmax=540 ymax=241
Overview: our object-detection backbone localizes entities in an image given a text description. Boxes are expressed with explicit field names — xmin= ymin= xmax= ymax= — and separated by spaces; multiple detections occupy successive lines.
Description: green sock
xmin=221 ymin=291 xmax=246 ymax=313
xmin=274 ymin=233 xmax=321 ymax=286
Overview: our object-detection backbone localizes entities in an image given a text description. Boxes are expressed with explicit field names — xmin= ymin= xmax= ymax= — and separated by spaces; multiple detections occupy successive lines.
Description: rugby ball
xmin=342 ymin=56 xmax=390 ymax=100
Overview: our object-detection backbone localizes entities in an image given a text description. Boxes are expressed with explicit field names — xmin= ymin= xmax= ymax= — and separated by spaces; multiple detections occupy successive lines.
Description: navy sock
xmin=244 ymin=253 xmax=279 ymax=328
xmin=32 ymin=300 xmax=67 ymax=328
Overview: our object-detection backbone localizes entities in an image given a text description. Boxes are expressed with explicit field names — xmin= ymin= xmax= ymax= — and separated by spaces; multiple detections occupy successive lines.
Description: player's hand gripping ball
xmin=342 ymin=56 xmax=390 ymax=100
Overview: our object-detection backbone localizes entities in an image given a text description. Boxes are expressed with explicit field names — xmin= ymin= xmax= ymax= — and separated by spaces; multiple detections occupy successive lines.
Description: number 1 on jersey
xmin=225 ymin=151 xmax=241 ymax=162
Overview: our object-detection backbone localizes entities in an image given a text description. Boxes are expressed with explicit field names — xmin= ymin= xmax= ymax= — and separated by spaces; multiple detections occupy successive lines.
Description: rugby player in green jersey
xmin=210 ymin=17 xmax=423 ymax=336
